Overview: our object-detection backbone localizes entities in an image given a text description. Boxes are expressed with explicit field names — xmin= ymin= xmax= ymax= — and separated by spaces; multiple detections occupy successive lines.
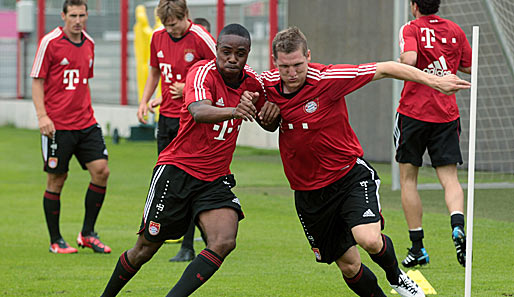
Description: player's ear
xmin=272 ymin=55 xmax=278 ymax=68
xmin=61 ymin=11 xmax=66 ymax=21
xmin=306 ymin=50 xmax=311 ymax=63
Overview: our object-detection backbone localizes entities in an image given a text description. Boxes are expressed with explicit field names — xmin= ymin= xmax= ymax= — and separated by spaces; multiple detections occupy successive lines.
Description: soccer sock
xmin=181 ymin=220 xmax=196 ymax=250
xmin=409 ymin=228 xmax=424 ymax=252
xmin=43 ymin=190 xmax=62 ymax=243
xmin=343 ymin=263 xmax=386 ymax=297
xmin=101 ymin=251 xmax=139 ymax=297
xmin=369 ymin=234 xmax=401 ymax=285
xmin=450 ymin=212 xmax=465 ymax=229
xmin=81 ymin=183 xmax=106 ymax=235
xmin=166 ymin=248 xmax=223 ymax=297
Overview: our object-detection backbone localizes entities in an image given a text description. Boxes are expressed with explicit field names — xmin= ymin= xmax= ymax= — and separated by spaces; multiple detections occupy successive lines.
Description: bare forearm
xmin=189 ymin=103 xmax=235 ymax=123
xmin=32 ymin=79 xmax=47 ymax=118
xmin=140 ymin=67 xmax=161 ymax=104
xmin=375 ymin=61 xmax=434 ymax=85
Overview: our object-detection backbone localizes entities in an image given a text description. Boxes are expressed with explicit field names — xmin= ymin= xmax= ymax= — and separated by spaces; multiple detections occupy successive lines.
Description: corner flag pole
xmin=465 ymin=25 xmax=479 ymax=297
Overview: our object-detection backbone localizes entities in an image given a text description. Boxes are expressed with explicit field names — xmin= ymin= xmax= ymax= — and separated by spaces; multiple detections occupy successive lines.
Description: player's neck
xmin=62 ymin=28 xmax=82 ymax=43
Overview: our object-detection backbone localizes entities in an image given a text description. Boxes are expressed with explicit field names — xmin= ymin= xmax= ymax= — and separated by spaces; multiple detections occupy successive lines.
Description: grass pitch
xmin=0 ymin=126 xmax=513 ymax=296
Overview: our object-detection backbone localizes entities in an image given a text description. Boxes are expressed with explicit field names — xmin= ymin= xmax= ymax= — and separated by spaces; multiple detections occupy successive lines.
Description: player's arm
xmin=137 ymin=66 xmax=161 ymax=124
xmin=399 ymin=51 xmax=417 ymax=66
xmin=32 ymin=78 xmax=55 ymax=137
xmin=188 ymin=98 xmax=258 ymax=124
xmin=170 ymin=82 xmax=185 ymax=99
xmin=458 ymin=65 xmax=471 ymax=74
xmin=240 ymin=91 xmax=280 ymax=132
xmin=373 ymin=61 xmax=471 ymax=95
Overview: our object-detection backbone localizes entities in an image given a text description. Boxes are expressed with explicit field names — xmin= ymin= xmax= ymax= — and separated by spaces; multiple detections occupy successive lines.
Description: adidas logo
xmin=215 ymin=97 xmax=225 ymax=106
xmin=423 ymin=55 xmax=452 ymax=77
xmin=157 ymin=50 xmax=164 ymax=58
xmin=60 ymin=58 xmax=69 ymax=66
xmin=232 ymin=198 xmax=240 ymax=205
xmin=362 ymin=209 xmax=375 ymax=218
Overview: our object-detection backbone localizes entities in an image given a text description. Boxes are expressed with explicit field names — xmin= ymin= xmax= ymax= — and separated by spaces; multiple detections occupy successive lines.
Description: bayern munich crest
xmin=304 ymin=100 xmax=318 ymax=113
xmin=184 ymin=52 xmax=195 ymax=62
xmin=312 ymin=248 xmax=321 ymax=261
xmin=149 ymin=221 xmax=161 ymax=236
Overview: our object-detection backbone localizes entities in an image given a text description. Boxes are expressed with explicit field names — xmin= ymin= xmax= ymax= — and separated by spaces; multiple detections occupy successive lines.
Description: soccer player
xmin=30 ymin=0 xmax=111 ymax=254
xmin=259 ymin=27 xmax=470 ymax=297
xmin=100 ymin=24 xmax=280 ymax=297
xmin=395 ymin=0 xmax=471 ymax=268
xmin=136 ymin=0 xmax=217 ymax=262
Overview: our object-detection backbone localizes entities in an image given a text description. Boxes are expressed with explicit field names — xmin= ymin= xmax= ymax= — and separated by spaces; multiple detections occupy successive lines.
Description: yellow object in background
xmin=390 ymin=270 xmax=437 ymax=295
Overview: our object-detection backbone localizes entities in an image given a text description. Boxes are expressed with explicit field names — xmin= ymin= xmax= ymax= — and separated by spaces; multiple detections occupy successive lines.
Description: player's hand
xmin=241 ymin=90 xmax=260 ymax=104
xmin=170 ymin=82 xmax=185 ymax=99
xmin=148 ymin=96 xmax=162 ymax=113
xmin=436 ymin=74 xmax=471 ymax=95
xmin=38 ymin=115 xmax=56 ymax=138
xmin=137 ymin=101 xmax=149 ymax=124
xmin=234 ymin=93 xmax=258 ymax=122
xmin=259 ymin=101 xmax=280 ymax=125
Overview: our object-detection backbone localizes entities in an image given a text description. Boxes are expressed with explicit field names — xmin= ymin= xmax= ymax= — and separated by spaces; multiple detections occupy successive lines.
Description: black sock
xmin=166 ymin=248 xmax=223 ymax=297
xmin=343 ymin=263 xmax=386 ymax=297
xmin=44 ymin=190 xmax=62 ymax=243
xmin=181 ymin=220 xmax=195 ymax=250
xmin=409 ymin=229 xmax=424 ymax=253
xmin=450 ymin=213 xmax=465 ymax=230
xmin=369 ymin=234 xmax=401 ymax=285
xmin=101 ymin=251 xmax=139 ymax=297
xmin=82 ymin=183 xmax=106 ymax=235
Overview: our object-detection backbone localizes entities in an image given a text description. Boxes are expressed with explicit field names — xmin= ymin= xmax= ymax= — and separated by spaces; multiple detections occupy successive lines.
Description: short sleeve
xmin=459 ymin=29 xmax=472 ymax=68
xmin=149 ymin=32 xmax=159 ymax=68
xmin=323 ymin=63 xmax=377 ymax=100
xmin=88 ymin=43 xmax=95 ymax=79
xmin=400 ymin=23 xmax=418 ymax=53
xmin=183 ymin=63 xmax=214 ymax=108
xmin=30 ymin=40 xmax=52 ymax=79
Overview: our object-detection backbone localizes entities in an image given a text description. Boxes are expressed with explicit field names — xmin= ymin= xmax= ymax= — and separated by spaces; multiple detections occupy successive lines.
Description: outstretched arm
xmin=373 ymin=61 xmax=471 ymax=95
xmin=188 ymin=97 xmax=258 ymax=124
xmin=240 ymin=91 xmax=280 ymax=132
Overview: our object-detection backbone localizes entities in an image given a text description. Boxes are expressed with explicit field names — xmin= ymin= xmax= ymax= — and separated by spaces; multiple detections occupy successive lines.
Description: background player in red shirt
xmin=259 ymin=27 xmax=470 ymax=297
xmin=30 ymin=0 xmax=111 ymax=254
xmin=100 ymin=24 xmax=279 ymax=297
xmin=396 ymin=0 xmax=472 ymax=268
xmin=135 ymin=0 xmax=216 ymax=262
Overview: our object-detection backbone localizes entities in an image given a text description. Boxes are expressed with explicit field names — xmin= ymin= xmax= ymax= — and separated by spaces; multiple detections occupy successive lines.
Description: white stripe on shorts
xmin=356 ymin=158 xmax=382 ymax=211
xmin=143 ymin=165 xmax=166 ymax=223
xmin=41 ymin=135 xmax=48 ymax=161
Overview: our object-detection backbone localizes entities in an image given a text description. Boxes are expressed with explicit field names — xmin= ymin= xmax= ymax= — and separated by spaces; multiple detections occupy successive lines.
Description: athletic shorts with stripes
xmin=138 ymin=164 xmax=244 ymax=242
xmin=394 ymin=113 xmax=463 ymax=167
xmin=294 ymin=158 xmax=384 ymax=264
xmin=40 ymin=123 xmax=108 ymax=174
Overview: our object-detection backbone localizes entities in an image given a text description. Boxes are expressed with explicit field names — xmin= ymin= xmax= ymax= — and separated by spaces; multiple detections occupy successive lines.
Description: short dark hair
xmin=193 ymin=17 xmax=211 ymax=33
xmin=63 ymin=0 xmax=88 ymax=14
xmin=157 ymin=0 xmax=188 ymax=22
xmin=272 ymin=26 xmax=308 ymax=59
xmin=412 ymin=0 xmax=440 ymax=15
xmin=217 ymin=24 xmax=251 ymax=47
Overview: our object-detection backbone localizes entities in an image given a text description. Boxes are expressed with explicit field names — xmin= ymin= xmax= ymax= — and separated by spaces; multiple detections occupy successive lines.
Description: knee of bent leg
xmin=130 ymin=245 xmax=157 ymax=266
xmin=357 ymin=235 xmax=383 ymax=254
xmin=47 ymin=173 xmax=68 ymax=191
xmin=336 ymin=257 xmax=362 ymax=278
xmin=208 ymin=237 xmax=236 ymax=257
xmin=92 ymin=165 xmax=110 ymax=183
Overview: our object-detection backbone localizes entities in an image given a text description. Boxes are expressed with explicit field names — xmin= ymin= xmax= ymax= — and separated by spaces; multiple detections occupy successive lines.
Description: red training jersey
xmin=30 ymin=27 xmax=96 ymax=130
xmin=261 ymin=63 xmax=377 ymax=191
xmin=149 ymin=22 xmax=216 ymax=118
xmin=157 ymin=59 xmax=266 ymax=181
xmin=398 ymin=14 xmax=472 ymax=123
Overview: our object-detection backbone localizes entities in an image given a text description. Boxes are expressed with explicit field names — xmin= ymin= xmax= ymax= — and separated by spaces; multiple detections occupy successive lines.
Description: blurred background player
xmin=260 ymin=26 xmax=470 ymax=297
xmin=193 ymin=17 xmax=211 ymax=33
xmin=395 ymin=0 xmax=472 ymax=268
xmin=135 ymin=0 xmax=216 ymax=262
xmin=100 ymin=24 xmax=279 ymax=297
xmin=30 ymin=0 xmax=111 ymax=254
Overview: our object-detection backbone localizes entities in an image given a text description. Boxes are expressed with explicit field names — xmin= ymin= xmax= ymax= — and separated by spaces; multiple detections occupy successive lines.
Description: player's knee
xmin=129 ymin=245 xmax=157 ymax=267
xmin=92 ymin=165 xmax=110 ymax=182
xmin=358 ymin=236 xmax=382 ymax=254
xmin=47 ymin=173 xmax=68 ymax=191
xmin=208 ymin=237 xmax=236 ymax=257
xmin=336 ymin=259 xmax=361 ymax=278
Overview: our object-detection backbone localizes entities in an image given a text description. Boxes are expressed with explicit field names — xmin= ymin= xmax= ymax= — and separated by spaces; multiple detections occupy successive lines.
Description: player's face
xmin=274 ymin=49 xmax=311 ymax=93
xmin=216 ymin=35 xmax=250 ymax=80
xmin=61 ymin=5 xmax=88 ymax=37
xmin=164 ymin=17 xmax=190 ymax=38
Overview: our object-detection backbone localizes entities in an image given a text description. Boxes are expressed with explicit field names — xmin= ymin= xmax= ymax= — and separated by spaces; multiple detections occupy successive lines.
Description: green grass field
xmin=0 ymin=126 xmax=513 ymax=296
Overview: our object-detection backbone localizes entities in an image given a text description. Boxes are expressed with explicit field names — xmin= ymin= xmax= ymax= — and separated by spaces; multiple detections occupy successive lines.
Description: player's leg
xmin=395 ymin=114 xmax=429 ymax=267
xmin=336 ymin=246 xmax=386 ymax=297
xmin=429 ymin=119 xmax=466 ymax=266
xmin=166 ymin=208 xmax=238 ymax=296
xmin=41 ymin=131 xmax=77 ymax=253
xmin=101 ymin=235 xmax=163 ymax=297
xmin=75 ymin=124 xmax=111 ymax=253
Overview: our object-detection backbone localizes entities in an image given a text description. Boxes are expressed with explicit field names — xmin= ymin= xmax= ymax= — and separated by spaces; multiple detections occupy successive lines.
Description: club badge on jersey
xmin=304 ymin=98 xmax=319 ymax=114
xmin=149 ymin=221 xmax=161 ymax=236
xmin=184 ymin=49 xmax=196 ymax=62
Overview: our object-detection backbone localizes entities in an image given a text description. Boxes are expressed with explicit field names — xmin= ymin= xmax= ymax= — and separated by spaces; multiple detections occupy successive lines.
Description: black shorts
xmin=157 ymin=115 xmax=180 ymax=155
xmin=394 ymin=113 xmax=463 ymax=167
xmin=138 ymin=165 xmax=244 ymax=242
xmin=295 ymin=158 xmax=384 ymax=264
xmin=41 ymin=123 xmax=108 ymax=174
